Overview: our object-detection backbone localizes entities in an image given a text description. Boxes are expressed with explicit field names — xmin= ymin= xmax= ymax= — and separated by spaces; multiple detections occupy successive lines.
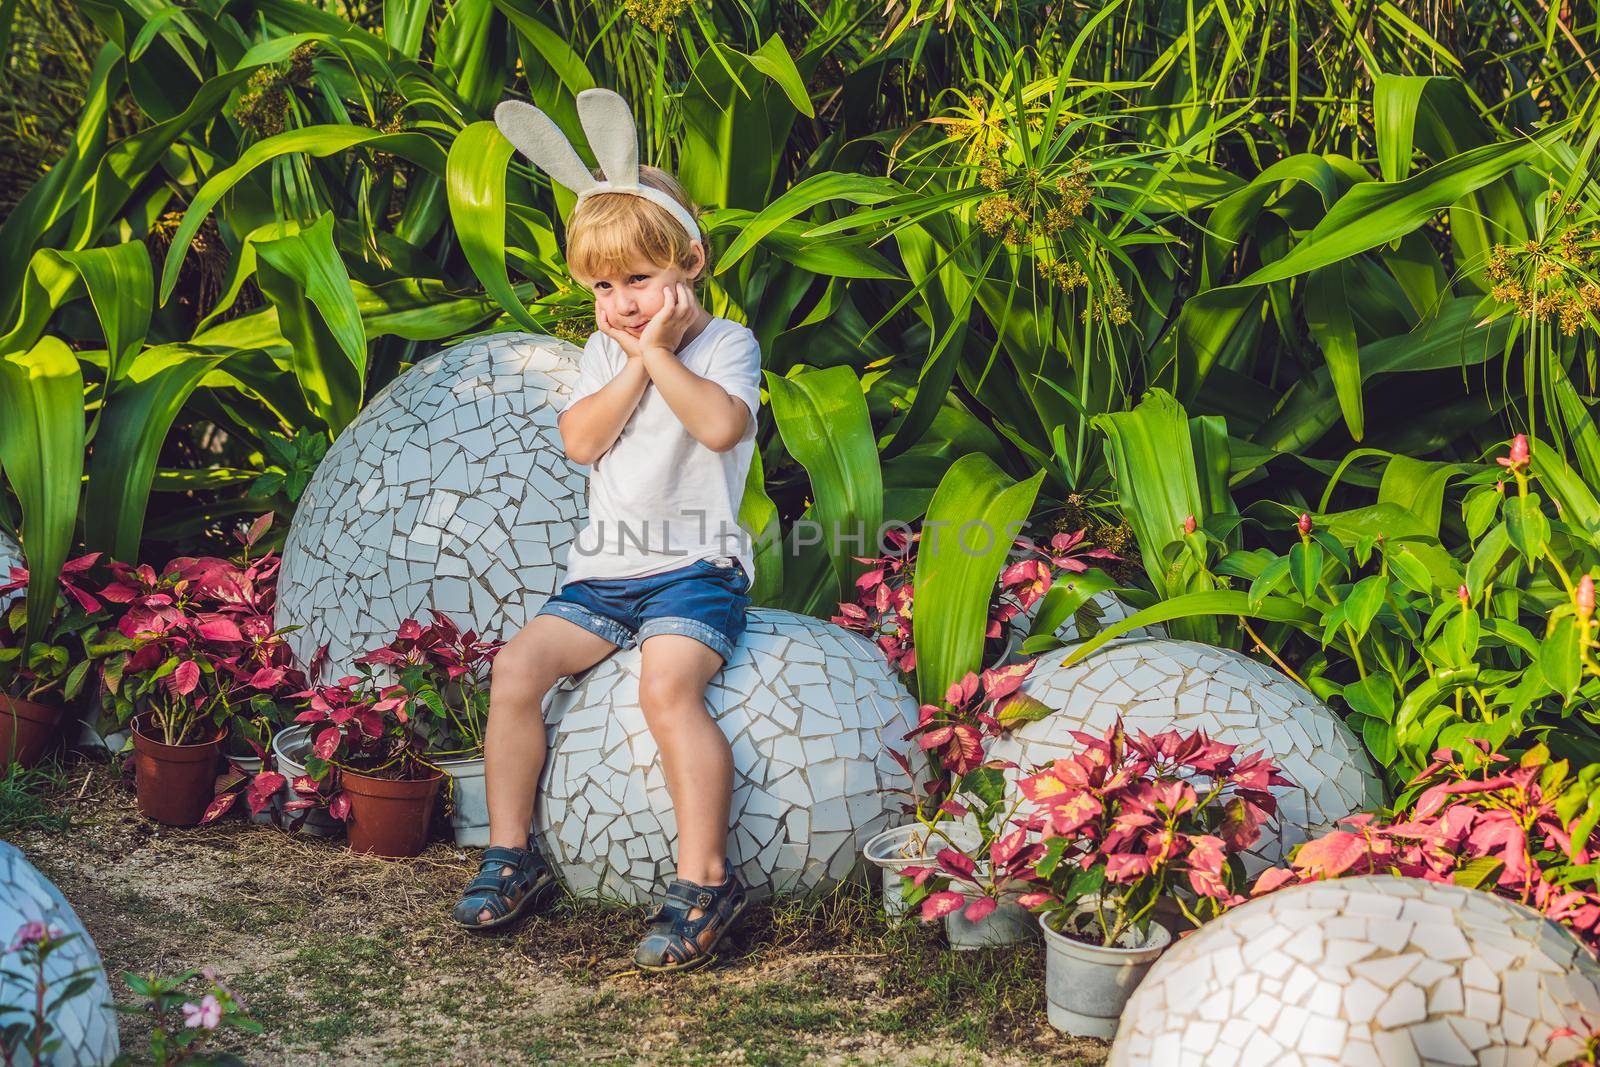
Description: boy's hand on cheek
xmin=597 ymin=308 xmax=648 ymax=362
xmin=639 ymin=283 xmax=699 ymax=356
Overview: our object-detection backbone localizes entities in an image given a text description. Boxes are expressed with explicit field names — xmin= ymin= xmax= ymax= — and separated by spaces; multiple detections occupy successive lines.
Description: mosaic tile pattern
xmin=0 ymin=527 xmax=21 ymax=612
xmin=1110 ymin=875 xmax=1600 ymax=1066
xmin=0 ymin=841 xmax=119 ymax=1066
xmin=278 ymin=333 xmax=586 ymax=678
xmin=535 ymin=608 xmax=920 ymax=905
xmin=1011 ymin=589 xmax=1165 ymax=647
xmin=988 ymin=638 xmax=1381 ymax=869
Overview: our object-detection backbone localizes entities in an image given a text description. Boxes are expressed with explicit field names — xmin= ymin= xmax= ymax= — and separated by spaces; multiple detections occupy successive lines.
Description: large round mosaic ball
xmin=536 ymin=608 xmax=919 ymax=904
xmin=0 ymin=841 xmax=119 ymax=1066
xmin=1110 ymin=875 xmax=1600 ymax=1066
xmin=1008 ymin=587 xmax=1164 ymax=653
xmin=989 ymin=638 xmax=1380 ymax=868
xmin=278 ymin=333 xmax=586 ymax=677
xmin=0 ymin=527 xmax=21 ymax=611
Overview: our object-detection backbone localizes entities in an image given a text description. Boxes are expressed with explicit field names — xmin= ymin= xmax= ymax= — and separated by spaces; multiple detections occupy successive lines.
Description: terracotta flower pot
xmin=0 ymin=694 xmax=64 ymax=770
xmin=342 ymin=766 xmax=443 ymax=858
xmin=130 ymin=717 xmax=226 ymax=826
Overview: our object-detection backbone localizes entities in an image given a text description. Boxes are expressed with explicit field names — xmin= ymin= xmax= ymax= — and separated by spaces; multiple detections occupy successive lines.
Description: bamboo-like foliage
xmin=0 ymin=0 xmax=1594 ymax=635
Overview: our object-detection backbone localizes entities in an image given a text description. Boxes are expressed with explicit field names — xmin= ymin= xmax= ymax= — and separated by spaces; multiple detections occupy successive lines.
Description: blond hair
xmin=565 ymin=165 xmax=710 ymax=285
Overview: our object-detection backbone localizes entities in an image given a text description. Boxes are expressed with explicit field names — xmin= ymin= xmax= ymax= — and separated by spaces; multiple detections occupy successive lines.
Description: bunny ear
xmin=493 ymin=101 xmax=598 ymax=194
xmin=575 ymin=88 xmax=640 ymax=187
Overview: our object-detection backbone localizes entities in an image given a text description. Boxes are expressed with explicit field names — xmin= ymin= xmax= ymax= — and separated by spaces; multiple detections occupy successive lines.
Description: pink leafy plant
xmin=999 ymin=720 xmax=1290 ymax=947
xmin=1249 ymin=741 xmax=1600 ymax=952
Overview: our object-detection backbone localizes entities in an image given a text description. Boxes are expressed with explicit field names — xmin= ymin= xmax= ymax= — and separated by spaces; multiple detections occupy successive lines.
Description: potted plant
xmin=185 ymin=517 xmax=310 ymax=827
xmin=1009 ymin=720 xmax=1288 ymax=1038
xmin=350 ymin=612 xmax=501 ymax=845
xmin=292 ymin=672 xmax=444 ymax=859
xmin=863 ymin=815 xmax=982 ymax=917
xmin=94 ymin=518 xmax=308 ymax=827
xmin=877 ymin=658 xmax=1056 ymax=943
xmin=94 ymin=539 xmax=300 ymax=827
xmin=0 ymin=554 xmax=104 ymax=770
xmin=267 ymin=679 xmax=355 ymax=839
xmin=901 ymin=814 xmax=1047 ymax=949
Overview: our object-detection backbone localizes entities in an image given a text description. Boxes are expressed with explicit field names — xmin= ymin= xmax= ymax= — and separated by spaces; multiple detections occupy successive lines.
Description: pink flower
xmin=1497 ymin=433 xmax=1531 ymax=471
xmin=1296 ymin=513 xmax=1312 ymax=536
xmin=1183 ymin=515 xmax=1197 ymax=535
xmin=1579 ymin=576 xmax=1595 ymax=621
xmin=7 ymin=920 xmax=47 ymax=952
xmin=182 ymin=994 xmax=222 ymax=1030
xmin=1457 ymin=585 xmax=1470 ymax=607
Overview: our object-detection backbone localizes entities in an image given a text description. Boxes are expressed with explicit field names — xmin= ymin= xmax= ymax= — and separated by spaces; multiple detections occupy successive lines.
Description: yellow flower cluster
xmin=1486 ymin=228 xmax=1600 ymax=337
xmin=232 ymin=42 xmax=319 ymax=138
xmin=624 ymin=0 xmax=695 ymax=32
xmin=1086 ymin=282 xmax=1133 ymax=326
xmin=1036 ymin=257 xmax=1088 ymax=291
xmin=974 ymin=161 xmax=1092 ymax=245
xmin=975 ymin=193 xmax=1030 ymax=244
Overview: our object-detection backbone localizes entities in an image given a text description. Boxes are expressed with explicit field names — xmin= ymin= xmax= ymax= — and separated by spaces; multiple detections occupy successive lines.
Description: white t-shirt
xmin=558 ymin=317 xmax=762 ymax=588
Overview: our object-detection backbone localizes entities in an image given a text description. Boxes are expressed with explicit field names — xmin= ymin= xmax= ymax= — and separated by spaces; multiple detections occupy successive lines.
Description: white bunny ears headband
xmin=493 ymin=89 xmax=702 ymax=246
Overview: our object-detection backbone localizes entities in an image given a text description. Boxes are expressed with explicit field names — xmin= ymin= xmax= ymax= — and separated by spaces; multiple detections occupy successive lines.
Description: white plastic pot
xmin=269 ymin=725 xmax=343 ymax=838
xmin=435 ymin=752 xmax=488 ymax=846
xmin=862 ymin=822 xmax=980 ymax=916
xmin=1040 ymin=911 xmax=1171 ymax=1038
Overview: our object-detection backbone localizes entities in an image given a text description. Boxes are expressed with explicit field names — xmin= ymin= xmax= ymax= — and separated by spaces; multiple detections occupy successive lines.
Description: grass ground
xmin=5 ymin=757 xmax=1108 ymax=1065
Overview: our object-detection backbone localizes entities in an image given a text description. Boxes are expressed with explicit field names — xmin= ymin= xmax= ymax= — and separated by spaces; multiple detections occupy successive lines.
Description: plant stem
xmin=1238 ymin=616 xmax=1309 ymax=688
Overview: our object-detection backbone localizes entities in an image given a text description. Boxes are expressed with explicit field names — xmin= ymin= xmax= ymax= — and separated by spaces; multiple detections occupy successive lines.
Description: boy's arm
xmin=642 ymin=345 xmax=751 ymax=453
xmin=557 ymin=357 xmax=651 ymax=465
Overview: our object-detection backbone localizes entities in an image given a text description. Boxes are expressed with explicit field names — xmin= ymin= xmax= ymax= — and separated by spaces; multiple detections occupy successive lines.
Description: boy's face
xmin=582 ymin=245 xmax=705 ymax=340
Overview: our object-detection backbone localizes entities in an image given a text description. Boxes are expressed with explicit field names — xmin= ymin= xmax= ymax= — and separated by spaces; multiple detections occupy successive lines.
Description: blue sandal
xmin=452 ymin=837 xmax=556 ymax=931
xmin=633 ymin=867 xmax=750 ymax=973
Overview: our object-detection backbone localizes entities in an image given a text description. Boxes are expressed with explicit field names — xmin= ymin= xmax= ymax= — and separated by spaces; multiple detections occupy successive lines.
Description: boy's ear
xmin=688 ymin=239 xmax=708 ymax=281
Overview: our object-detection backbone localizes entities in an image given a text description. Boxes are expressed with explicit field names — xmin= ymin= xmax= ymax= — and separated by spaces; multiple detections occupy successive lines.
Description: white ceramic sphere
xmin=0 ymin=842 xmax=119 ymax=1066
xmin=1110 ymin=875 xmax=1600 ymax=1067
xmin=277 ymin=333 xmax=586 ymax=677
xmin=1011 ymin=587 xmax=1165 ymax=648
xmin=536 ymin=608 xmax=920 ymax=904
xmin=0 ymin=527 xmax=21 ymax=612
xmin=989 ymin=638 xmax=1380 ymax=869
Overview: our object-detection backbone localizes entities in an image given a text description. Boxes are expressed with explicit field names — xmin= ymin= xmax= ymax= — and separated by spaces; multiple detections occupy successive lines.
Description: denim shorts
xmin=534 ymin=557 xmax=752 ymax=664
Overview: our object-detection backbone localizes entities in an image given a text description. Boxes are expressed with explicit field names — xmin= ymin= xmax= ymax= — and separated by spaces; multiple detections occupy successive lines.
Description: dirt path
xmin=8 ymin=762 xmax=1107 ymax=1065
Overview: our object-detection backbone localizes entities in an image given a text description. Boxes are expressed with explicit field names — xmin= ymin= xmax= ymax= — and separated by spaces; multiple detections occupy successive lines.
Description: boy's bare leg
xmin=477 ymin=614 xmax=618 ymax=920
xmin=637 ymin=633 xmax=733 ymax=920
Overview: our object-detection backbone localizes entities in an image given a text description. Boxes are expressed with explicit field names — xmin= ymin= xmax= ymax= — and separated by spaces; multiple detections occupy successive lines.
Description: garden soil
xmin=11 ymin=760 xmax=1107 ymax=1066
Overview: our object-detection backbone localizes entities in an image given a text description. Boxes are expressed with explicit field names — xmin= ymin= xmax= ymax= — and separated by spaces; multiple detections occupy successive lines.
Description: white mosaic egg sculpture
xmin=536 ymin=608 xmax=919 ymax=904
xmin=990 ymin=639 xmax=1380 ymax=869
xmin=0 ymin=527 xmax=21 ymax=611
xmin=1110 ymin=875 xmax=1600 ymax=1066
xmin=0 ymin=841 xmax=119 ymax=1066
xmin=1007 ymin=587 xmax=1164 ymax=656
xmin=278 ymin=333 xmax=586 ymax=677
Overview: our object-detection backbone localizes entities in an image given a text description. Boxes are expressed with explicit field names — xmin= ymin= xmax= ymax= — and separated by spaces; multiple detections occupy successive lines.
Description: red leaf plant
xmin=290 ymin=612 xmax=502 ymax=820
xmin=1248 ymin=741 xmax=1600 ymax=953
xmin=86 ymin=517 xmax=309 ymax=825
xmin=95 ymin=517 xmax=306 ymax=752
xmin=0 ymin=553 xmax=108 ymax=704
xmin=352 ymin=610 xmax=502 ymax=756
xmin=842 ymin=528 xmax=1115 ymax=825
xmin=985 ymin=720 xmax=1292 ymax=948
xmin=832 ymin=528 xmax=1115 ymax=680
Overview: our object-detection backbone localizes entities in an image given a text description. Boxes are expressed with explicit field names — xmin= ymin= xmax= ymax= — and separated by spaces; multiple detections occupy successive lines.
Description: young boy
xmin=451 ymin=163 xmax=762 ymax=974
